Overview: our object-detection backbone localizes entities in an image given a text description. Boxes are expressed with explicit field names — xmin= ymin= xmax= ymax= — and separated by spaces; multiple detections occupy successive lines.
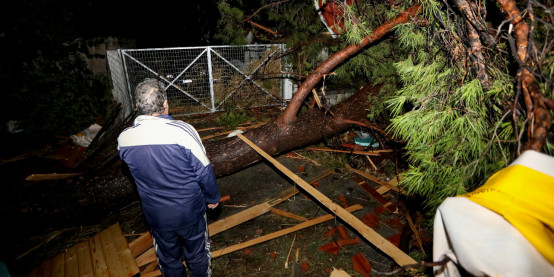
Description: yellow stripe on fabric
xmin=462 ymin=165 xmax=554 ymax=265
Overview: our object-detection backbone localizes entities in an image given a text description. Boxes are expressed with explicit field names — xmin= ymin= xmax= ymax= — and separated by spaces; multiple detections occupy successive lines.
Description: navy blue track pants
xmin=151 ymin=214 xmax=212 ymax=277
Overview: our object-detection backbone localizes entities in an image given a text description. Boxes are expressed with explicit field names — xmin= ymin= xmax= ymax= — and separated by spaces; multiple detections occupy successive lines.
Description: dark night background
xmin=0 ymin=0 xmax=223 ymax=273
xmin=0 ymin=0 xmax=224 ymax=147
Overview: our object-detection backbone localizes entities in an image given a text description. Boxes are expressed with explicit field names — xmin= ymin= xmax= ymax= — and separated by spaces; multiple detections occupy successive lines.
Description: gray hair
xmin=134 ymin=78 xmax=167 ymax=115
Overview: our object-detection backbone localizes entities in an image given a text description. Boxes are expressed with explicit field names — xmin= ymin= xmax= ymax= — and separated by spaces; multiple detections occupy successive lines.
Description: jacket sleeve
xmin=196 ymin=163 xmax=220 ymax=204
xmin=184 ymin=126 xmax=220 ymax=204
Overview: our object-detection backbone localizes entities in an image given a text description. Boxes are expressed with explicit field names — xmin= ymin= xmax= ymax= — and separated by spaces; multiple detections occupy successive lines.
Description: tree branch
xmin=498 ymin=0 xmax=552 ymax=152
xmin=242 ymin=0 xmax=293 ymax=23
xmin=465 ymin=18 xmax=490 ymax=89
xmin=276 ymin=4 xmax=422 ymax=126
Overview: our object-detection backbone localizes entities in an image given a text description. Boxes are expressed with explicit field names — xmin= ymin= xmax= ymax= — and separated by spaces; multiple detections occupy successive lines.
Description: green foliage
xmin=214 ymin=1 xmax=248 ymax=45
xmin=387 ymin=55 xmax=514 ymax=212
xmin=1 ymin=1 xmax=113 ymax=139
xmin=17 ymin=53 xmax=112 ymax=138
xmin=215 ymin=110 xmax=253 ymax=129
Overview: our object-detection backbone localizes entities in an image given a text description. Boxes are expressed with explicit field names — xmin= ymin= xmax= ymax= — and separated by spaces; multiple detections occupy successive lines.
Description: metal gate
xmin=107 ymin=44 xmax=288 ymax=118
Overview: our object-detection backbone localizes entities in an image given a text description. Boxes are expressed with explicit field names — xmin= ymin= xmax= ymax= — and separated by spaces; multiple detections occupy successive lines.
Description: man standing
xmin=118 ymin=78 xmax=220 ymax=277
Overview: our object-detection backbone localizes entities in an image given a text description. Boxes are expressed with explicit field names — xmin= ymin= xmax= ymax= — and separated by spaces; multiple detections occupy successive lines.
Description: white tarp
xmin=433 ymin=150 xmax=554 ymax=277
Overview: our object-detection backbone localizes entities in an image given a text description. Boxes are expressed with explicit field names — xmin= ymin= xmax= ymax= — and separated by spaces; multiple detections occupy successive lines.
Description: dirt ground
xmin=0 ymin=107 xmax=431 ymax=277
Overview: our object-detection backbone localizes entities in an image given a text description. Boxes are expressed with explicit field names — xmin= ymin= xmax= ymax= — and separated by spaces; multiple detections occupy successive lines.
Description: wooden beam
xmin=306 ymin=147 xmax=393 ymax=156
xmin=237 ymin=133 xmax=416 ymax=266
xmin=25 ymin=173 xmax=82 ymax=181
xmin=212 ymin=204 xmax=361 ymax=258
xmin=129 ymin=232 xmax=153 ymax=258
xmin=209 ymin=202 xmax=272 ymax=236
xmin=270 ymin=207 xmax=308 ymax=221
xmin=346 ymin=165 xmax=408 ymax=195
xmin=76 ymin=241 xmax=94 ymax=277
xmin=142 ymin=205 xmax=363 ymax=277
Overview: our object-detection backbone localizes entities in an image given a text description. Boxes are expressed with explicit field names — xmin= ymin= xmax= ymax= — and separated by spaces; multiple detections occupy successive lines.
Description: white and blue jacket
xmin=117 ymin=114 xmax=220 ymax=230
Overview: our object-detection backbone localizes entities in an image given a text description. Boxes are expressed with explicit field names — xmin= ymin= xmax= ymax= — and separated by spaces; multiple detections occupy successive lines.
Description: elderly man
xmin=118 ymin=78 xmax=220 ymax=277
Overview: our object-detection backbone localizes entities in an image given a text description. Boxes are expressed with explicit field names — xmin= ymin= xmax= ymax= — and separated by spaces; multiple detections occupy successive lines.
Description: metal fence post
xmin=207 ymin=47 xmax=216 ymax=113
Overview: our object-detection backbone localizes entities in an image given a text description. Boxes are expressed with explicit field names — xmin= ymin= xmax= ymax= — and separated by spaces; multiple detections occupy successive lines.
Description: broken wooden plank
xmin=237 ymin=133 xmax=416 ymax=267
xmin=134 ymin=168 xmax=335 ymax=270
xmin=306 ymin=147 xmax=393 ymax=156
xmin=346 ymin=165 xmax=407 ymax=195
xmin=25 ymin=173 xmax=82 ymax=181
xmin=135 ymin=248 xmax=156 ymax=268
xmin=141 ymin=205 xmax=363 ymax=277
xmin=129 ymin=232 xmax=153 ymax=258
xmin=211 ymin=205 xmax=361 ymax=258
xmin=270 ymin=207 xmax=308 ymax=221
xmin=134 ymin=202 xmax=273 ymax=267
xmin=209 ymin=202 xmax=272 ymax=236
xmin=377 ymin=177 xmax=399 ymax=195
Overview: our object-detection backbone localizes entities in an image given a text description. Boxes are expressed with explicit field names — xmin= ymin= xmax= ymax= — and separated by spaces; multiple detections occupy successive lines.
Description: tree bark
xmin=206 ymin=85 xmax=380 ymax=177
xmin=497 ymin=0 xmax=551 ymax=152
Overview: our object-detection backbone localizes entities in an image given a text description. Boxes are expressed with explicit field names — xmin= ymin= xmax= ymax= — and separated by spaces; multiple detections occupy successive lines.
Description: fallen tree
xmin=206 ymin=4 xmax=423 ymax=177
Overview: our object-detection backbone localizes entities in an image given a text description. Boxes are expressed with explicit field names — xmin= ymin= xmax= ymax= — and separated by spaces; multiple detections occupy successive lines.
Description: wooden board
xmin=237 ymin=133 xmax=416 ymax=267
xmin=89 ymin=234 xmax=109 ymax=277
xmin=99 ymin=224 xmax=139 ymax=277
xmin=65 ymin=244 xmax=79 ymax=277
xmin=24 ymin=223 xmax=137 ymax=277
xmin=76 ymin=241 xmax=94 ymax=277
xmin=209 ymin=202 xmax=272 ymax=236
xmin=51 ymin=252 xmax=65 ymax=277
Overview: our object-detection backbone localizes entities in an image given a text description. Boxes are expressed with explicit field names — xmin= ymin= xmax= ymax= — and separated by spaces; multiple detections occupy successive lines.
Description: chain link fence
xmin=107 ymin=44 xmax=291 ymax=119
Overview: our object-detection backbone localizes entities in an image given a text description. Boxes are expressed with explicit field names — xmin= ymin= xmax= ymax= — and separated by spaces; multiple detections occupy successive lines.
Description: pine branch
xmin=277 ymin=4 xmax=423 ymax=125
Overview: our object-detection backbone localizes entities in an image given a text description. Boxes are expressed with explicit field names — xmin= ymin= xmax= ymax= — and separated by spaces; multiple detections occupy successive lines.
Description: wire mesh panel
xmin=106 ymin=49 xmax=133 ymax=118
xmin=210 ymin=45 xmax=284 ymax=111
xmin=111 ymin=44 xmax=286 ymax=117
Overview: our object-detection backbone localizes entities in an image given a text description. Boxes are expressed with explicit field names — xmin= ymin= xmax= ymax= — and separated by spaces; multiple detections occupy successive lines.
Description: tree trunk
xmin=206 ymin=85 xmax=379 ymax=177
xmin=206 ymin=4 xmax=423 ymax=177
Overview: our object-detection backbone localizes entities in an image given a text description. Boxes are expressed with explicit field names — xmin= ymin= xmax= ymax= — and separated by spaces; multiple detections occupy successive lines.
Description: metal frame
xmin=109 ymin=44 xmax=286 ymax=117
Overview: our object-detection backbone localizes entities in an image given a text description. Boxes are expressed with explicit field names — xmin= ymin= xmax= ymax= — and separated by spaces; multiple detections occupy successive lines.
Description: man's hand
xmin=207 ymin=203 xmax=219 ymax=209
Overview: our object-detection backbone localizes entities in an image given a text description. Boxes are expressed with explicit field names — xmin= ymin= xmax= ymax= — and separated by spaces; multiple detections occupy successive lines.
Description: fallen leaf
xmin=352 ymin=252 xmax=372 ymax=277
xmin=311 ymin=181 xmax=320 ymax=187
xmin=317 ymin=241 xmax=341 ymax=255
xmin=301 ymin=262 xmax=309 ymax=272
xmin=336 ymin=225 xmax=349 ymax=239
xmin=385 ymin=217 xmax=404 ymax=232
xmin=386 ymin=233 xmax=401 ymax=247
xmin=285 ymin=152 xmax=298 ymax=158
xmin=269 ymin=251 xmax=277 ymax=258
xmin=324 ymin=227 xmax=336 ymax=237
xmin=255 ymin=228 xmax=263 ymax=235
xmin=298 ymin=165 xmax=305 ymax=172
xmin=361 ymin=213 xmax=380 ymax=228
xmin=244 ymin=248 xmax=253 ymax=255
xmin=336 ymin=194 xmax=349 ymax=208
xmin=374 ymin=205 xmax=387 ymax=215
xmin=337 ymin=236 xmax=360 ymax=247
